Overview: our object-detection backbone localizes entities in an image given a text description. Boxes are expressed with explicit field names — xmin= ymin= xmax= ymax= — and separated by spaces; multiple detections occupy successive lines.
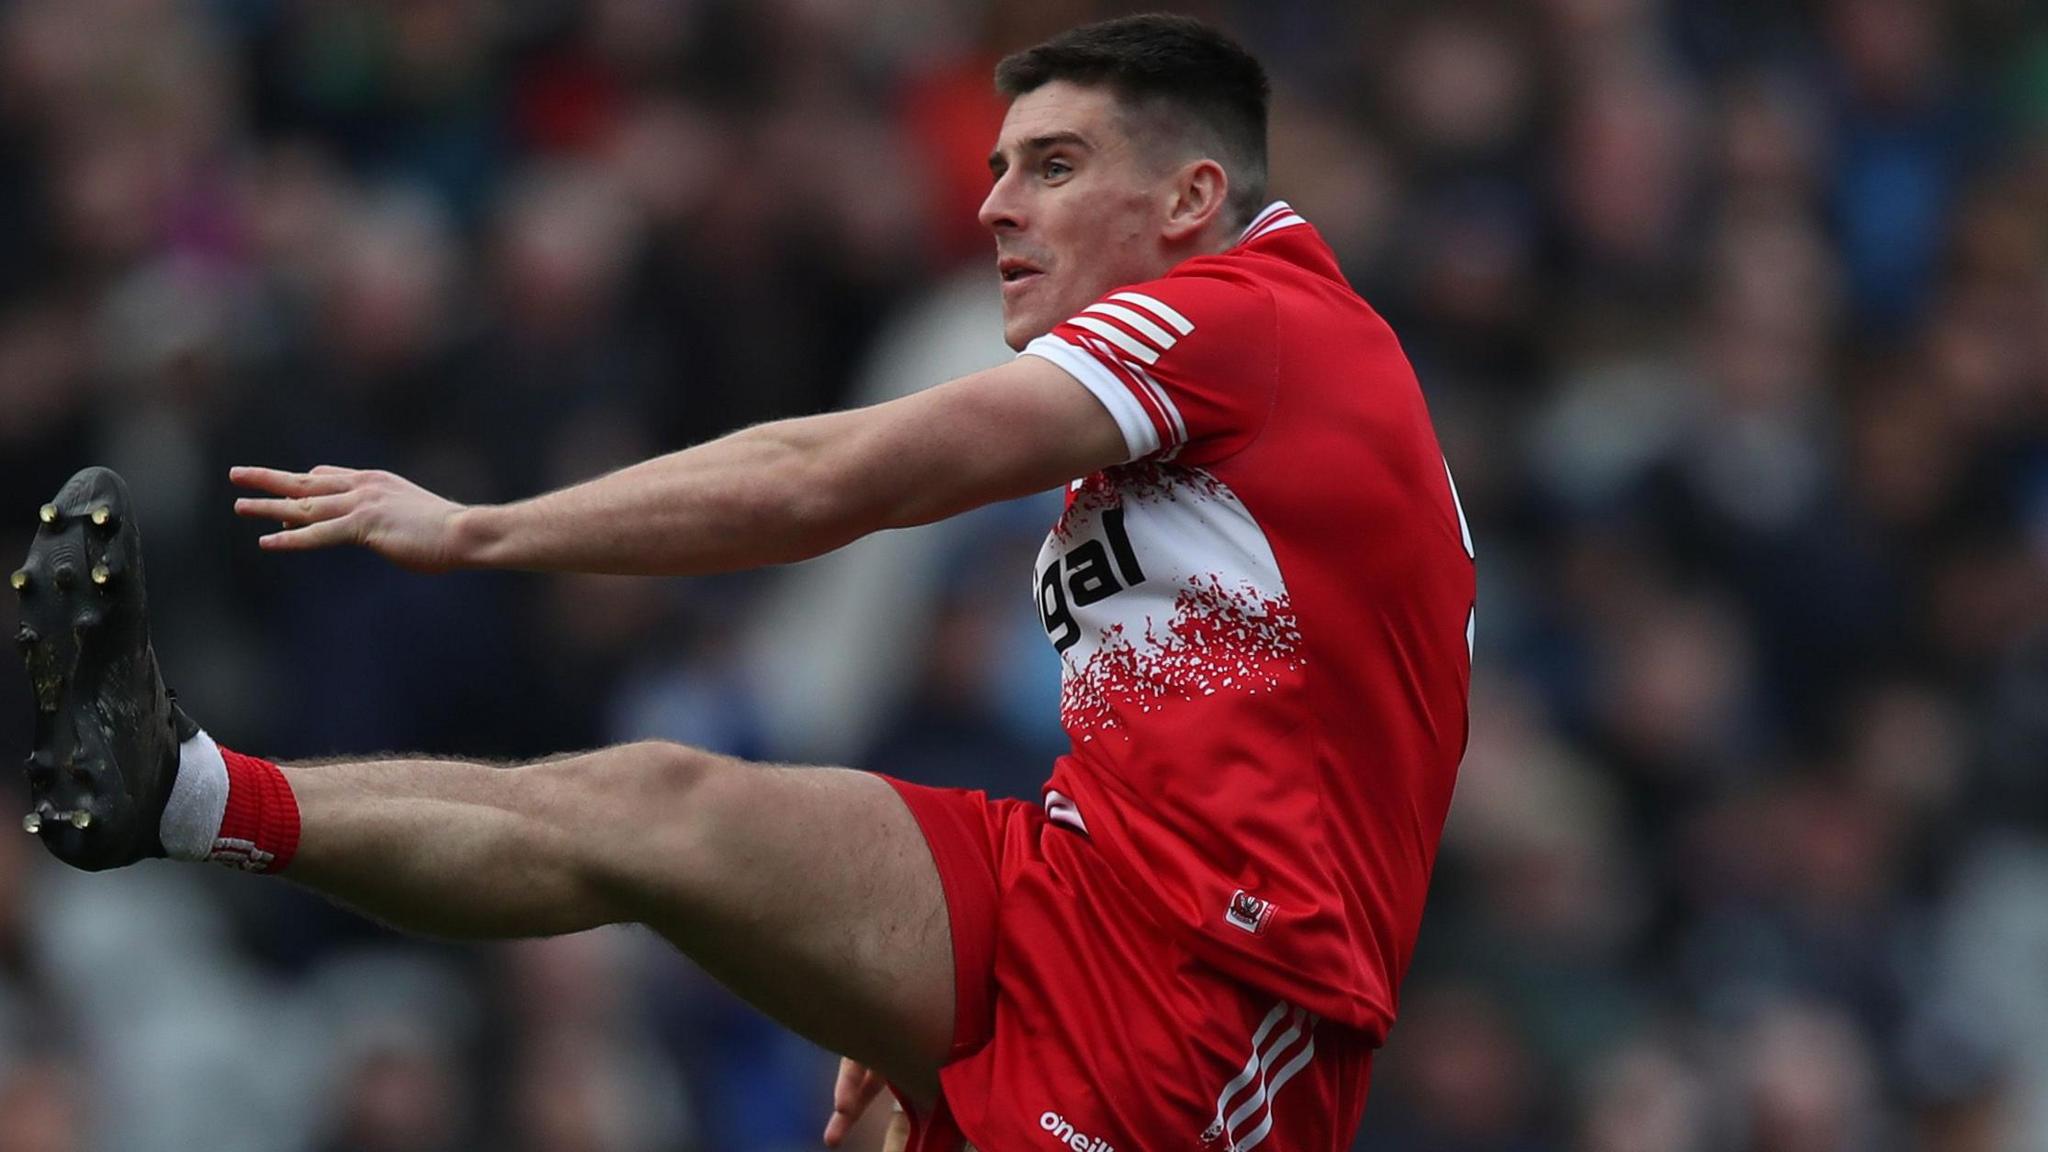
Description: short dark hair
xmin=995 ymin=14 xmax=1271 ymax=229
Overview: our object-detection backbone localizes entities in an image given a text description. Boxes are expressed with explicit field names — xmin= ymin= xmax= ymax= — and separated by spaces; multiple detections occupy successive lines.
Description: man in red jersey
xmin=13 ymin=15 xmax=1473 ymax=1152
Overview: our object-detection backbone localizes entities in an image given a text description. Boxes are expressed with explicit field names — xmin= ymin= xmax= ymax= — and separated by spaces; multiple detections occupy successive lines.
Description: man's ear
xmin=1162 ymin=158 xmax=1230 ymax=244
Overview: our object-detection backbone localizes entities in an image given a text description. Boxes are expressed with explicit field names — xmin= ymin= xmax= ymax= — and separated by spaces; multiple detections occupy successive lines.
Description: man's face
xmin=980 ymin=82 xmax=1178 ymax=350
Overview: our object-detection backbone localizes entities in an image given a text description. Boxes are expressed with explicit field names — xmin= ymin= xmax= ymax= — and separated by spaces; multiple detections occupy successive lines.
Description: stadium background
xmin=1 ymin=0 xmax=2045 ymax=1148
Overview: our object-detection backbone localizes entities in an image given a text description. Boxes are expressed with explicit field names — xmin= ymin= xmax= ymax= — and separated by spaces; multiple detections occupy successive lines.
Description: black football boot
xmin=12 ymin=466 xmax=191 ymax=870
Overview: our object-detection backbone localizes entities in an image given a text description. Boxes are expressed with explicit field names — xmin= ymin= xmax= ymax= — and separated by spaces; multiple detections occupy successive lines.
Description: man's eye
xmin=1043 ymin=159 xmax=1072 ymax=179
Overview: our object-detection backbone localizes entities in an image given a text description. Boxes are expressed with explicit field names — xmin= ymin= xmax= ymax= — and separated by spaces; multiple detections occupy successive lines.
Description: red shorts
xmin=881 ymin=776 xmax=1373 ymax=1152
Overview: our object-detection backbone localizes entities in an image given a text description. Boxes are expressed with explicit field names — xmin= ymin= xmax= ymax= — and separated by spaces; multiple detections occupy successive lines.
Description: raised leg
xmin=13 ymin=467 xmax=958 ymax=1106
xmin=280 ymin=743 xmax=956 ymax=1103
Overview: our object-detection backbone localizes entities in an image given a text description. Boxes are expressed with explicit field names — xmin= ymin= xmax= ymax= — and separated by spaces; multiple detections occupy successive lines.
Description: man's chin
xmin=1002 ymin=315 xmax=1050 ymax=352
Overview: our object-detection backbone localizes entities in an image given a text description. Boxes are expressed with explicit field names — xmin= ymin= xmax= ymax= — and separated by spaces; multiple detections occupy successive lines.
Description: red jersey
xmin=1019 ymin=202 xmax=1475 ymax=1039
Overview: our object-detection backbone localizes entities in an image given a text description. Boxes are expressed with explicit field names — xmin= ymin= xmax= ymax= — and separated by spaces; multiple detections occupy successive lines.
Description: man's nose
xmin=978 ymin=173 xmax=1024 ymax=233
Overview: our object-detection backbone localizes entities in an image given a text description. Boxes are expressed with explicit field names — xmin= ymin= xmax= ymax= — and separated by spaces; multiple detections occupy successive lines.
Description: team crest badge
xmin=1225 ymin=889 xmax=1274 ymax=936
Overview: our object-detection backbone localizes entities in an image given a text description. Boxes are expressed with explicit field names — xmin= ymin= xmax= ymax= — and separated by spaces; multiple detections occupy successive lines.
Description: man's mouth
xmin=999 ymin=258 xmax=1043 ymax=285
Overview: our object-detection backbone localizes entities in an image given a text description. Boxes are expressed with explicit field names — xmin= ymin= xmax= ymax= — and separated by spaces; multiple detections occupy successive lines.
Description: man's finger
xmin=234 ymin=494 xmax=351 ymax=525
xmin=258 ymin=516 xmax=357 ymax=552
xmin=882 ymin=1108 xmax=911 ymax=1152
xmin=230 ymin=467 xmax=352 ymax=498
xmin=823 ymin=1099 xmax=871 ymax=1148
xmin=825 ymin=1058 xmax=887 ymax=1147
xmin=832 ymin=1063 xmax=883 ymax=1115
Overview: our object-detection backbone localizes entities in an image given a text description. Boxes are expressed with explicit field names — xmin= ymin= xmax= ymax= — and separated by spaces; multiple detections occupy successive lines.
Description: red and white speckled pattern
xmin=1061 ymin=576 xmax=1303 ymax=738
xmin=1040 ymin=462 xmax=1304 ymax=740
xmin=1107 ymin=459 xmax=1230 ymax=503
xmin=1053 ymin=462 xmax=1230 ymax=542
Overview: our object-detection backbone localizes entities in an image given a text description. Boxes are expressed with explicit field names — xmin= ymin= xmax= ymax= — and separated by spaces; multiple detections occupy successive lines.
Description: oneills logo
xmin=1040 ymin=1111 xmax=1115 ymax=1152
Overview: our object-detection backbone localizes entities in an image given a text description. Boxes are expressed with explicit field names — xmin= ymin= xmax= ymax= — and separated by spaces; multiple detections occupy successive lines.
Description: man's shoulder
xmin=1159 ymin=247 xmax=1286 ymax=293
xmin=1093 ymin=258 xmax=1281 ymax=345
xmin=1156 ymin=241 xmax=1369 ymax=328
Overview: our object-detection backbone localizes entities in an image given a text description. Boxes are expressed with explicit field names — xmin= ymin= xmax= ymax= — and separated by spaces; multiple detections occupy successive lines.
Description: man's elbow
xmin=762 ymin=417 xmax=987 ymax=551
xmin=773 ymin=456 xmax=890 ymax=558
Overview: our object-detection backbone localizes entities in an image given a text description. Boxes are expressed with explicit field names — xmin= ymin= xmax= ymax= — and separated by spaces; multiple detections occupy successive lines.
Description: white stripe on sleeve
xmin=1126 ymin=362 xmax=1188 ymax=447
xmin=1083 ymin=302 xmax=1178 ymax=351
xmin=1109 ymin=291 xmax=1195 ymax=336
xmin=1020 ymin=335 xmax=1156 ymax=461
xmin=1068 ymin=315 xmax=1161 ymax=364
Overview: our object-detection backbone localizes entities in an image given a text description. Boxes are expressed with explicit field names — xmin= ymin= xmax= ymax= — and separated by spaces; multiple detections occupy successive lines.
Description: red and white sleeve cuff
xmin=1021 ymin=335 xmax=1158 ymax=462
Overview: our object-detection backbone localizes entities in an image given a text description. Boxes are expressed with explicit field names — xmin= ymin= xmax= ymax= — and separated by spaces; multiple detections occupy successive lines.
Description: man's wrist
xmin=445 ymin=503 xmax=505 ymax=569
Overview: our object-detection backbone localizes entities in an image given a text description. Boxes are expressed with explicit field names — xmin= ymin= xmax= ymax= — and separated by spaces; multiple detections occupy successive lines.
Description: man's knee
xmin=593 ymin=739 xmax=726 ymax=793
xmin=595 ymin=740 xmax=754 ymax=834
xmin=546 ymin=741 xmax=743 ymax=905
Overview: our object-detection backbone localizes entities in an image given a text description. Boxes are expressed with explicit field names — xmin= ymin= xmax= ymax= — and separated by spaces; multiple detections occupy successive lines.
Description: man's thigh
xmin=607 ymin=755 xmax=957 ymax=1104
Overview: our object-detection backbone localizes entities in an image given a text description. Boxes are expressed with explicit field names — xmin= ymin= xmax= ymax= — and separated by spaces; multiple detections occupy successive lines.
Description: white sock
xmin=162 ymin=729 xmax=229 ymax=861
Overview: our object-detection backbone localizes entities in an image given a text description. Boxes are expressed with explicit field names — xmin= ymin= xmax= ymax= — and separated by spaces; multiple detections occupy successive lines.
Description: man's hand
xmin=231 ymin=466 xmax=468 ymax=572
xmin=825 ymin=1057 xmax=912 ymax=1150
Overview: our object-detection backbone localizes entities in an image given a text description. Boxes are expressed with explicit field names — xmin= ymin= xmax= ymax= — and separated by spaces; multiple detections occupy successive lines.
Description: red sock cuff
xmin=213 ymin=748 xmax=301 ymax=874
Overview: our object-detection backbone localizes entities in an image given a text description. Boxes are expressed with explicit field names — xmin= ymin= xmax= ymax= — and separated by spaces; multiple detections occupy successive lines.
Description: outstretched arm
xmin=233 ymin=356 xmax=1126 ymax=575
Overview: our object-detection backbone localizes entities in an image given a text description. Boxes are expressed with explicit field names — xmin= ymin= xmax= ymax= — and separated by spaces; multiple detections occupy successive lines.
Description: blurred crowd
xmin=1 ymin=0 xmax=2046 ymax=1149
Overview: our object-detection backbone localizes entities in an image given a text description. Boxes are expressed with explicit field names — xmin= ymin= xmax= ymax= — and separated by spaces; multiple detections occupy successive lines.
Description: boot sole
xmin=12 ymin=467 xmax=173 ymax=869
